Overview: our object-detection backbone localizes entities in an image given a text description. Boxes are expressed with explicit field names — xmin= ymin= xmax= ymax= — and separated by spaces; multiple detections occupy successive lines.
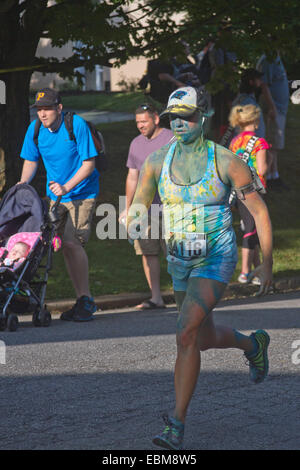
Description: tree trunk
xmin=0 ymin=71 xmax=32 ymax=194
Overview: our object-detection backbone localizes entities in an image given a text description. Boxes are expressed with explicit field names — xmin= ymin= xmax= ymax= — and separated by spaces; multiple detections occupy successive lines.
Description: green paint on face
xmin=170 ymin=114 xmax=204 ymax=144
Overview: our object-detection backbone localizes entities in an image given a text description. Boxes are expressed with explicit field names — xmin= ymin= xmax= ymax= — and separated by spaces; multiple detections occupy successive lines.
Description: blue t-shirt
xmin=20 ymin=113 xmax=99 ymax=202
xmin=257 ymin=54 xmax=289 ymax=115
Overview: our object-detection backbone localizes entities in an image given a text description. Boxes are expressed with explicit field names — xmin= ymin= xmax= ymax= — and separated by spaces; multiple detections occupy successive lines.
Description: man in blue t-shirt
xmin=19 ymin=88 xmax=99 ymax=322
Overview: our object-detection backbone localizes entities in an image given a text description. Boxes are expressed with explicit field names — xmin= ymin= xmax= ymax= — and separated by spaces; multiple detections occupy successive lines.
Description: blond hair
xmin=229 ymin=104 xmax=260 ymax=129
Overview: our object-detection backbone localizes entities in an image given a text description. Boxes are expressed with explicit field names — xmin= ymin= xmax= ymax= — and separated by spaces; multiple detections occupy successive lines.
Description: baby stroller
xmin=0 ymin=183 xmax=61 ymax=331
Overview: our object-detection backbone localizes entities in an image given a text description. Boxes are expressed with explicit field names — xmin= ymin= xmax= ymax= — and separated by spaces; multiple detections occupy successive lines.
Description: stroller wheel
xmin=33 ymin=308 xmax=51 ymax=327
xmin=40 ymin=309 xmax=51 ymax=327
xmin=0 ymin=317 xmax=6 ymax=331
xmin=7 ymin=314 xmax=19 ymax=332
xmin=32 ymin=309 xmax=41 ymax=327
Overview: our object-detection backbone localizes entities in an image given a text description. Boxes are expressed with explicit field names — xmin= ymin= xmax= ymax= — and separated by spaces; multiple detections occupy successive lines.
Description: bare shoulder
xmin=215 ymin=143 xmax=250 ymax=186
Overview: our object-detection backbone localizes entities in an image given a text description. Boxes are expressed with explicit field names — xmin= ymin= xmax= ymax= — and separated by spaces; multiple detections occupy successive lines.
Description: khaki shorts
xmin=49 ymin=198 xmax=96 ymax=246
xmin=134 ymin=215 xmax=166 ymax=256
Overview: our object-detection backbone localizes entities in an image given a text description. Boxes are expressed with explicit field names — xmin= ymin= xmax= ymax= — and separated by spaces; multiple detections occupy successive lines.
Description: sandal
xmin=135 ymin=300 xmax=166 ymax=310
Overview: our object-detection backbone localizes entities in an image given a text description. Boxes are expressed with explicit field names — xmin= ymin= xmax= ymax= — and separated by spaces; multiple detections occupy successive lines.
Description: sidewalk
xmin=75 ymin=109 xmax=134 ymax=124
xmin=46 ymin=276 xmax=300 ymax=313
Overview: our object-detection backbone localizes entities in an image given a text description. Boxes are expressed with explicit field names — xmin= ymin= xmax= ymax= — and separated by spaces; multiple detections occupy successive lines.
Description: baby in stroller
xmin=0 ymin=183 xmax=61 ymax=332
xmin=0 ymin=241 xmax=30 ymax=268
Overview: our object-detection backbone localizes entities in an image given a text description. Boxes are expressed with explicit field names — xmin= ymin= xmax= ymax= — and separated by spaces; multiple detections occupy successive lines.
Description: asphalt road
xmin=0 ymin=291 xmax=299 ymax=451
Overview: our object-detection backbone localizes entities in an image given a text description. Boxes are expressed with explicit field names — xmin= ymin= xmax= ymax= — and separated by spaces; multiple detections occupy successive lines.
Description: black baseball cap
xmin=31 ymin=88 xmax=62 ymax=108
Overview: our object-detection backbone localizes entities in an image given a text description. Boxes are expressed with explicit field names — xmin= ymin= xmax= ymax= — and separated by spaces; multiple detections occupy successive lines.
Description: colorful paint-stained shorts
xmin=168 ymin=254 xmax=237 ymax=292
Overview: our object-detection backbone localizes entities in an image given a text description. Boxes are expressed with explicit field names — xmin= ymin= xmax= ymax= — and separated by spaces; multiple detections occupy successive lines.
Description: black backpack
xmin=219 ymin=124 xmax=235 ymax=148
xmin=33 ymin=111 xmax=108 ymax=172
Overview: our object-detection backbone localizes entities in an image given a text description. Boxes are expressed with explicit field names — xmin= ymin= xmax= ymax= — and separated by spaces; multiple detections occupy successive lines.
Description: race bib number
xmin=168 ymin=232 xmax=207 ymax=262
xmin=163 ymin=203 xmax=207 ymax=263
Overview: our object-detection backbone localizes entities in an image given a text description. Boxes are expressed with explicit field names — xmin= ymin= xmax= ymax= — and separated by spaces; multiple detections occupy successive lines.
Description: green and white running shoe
xmin=245 ymin=329 xmax=270 ymax=384
xmin=152 ymin=414 xmax=184 ymax=450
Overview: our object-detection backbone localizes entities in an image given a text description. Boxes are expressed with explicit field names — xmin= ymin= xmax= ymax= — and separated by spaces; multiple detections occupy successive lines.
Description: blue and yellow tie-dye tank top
xmin=158 ymin=140 xmax=237 ymax=274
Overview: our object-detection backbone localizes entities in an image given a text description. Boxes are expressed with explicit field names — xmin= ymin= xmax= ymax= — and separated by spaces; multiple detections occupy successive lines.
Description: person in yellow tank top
xmin=127 ymin=87 xmax=273 ymax=450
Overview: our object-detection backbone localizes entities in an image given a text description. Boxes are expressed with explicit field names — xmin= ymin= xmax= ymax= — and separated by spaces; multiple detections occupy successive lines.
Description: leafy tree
xmin=0 ymin=0 xmax=135 ymax=191
xmin=129 ymin=0 xmax=300 ymax=89
xmin=1 ymin=0 xmax=299 ymax=192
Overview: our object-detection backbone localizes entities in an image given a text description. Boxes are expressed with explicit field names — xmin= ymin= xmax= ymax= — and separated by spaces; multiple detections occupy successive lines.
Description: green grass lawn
xmin=30 ymin=90 xmax=164 ymax=114
xmin=62 ymin=91 xmax=150 ymax=113
xmin=43 ymin=95 xmax=300 ymax=300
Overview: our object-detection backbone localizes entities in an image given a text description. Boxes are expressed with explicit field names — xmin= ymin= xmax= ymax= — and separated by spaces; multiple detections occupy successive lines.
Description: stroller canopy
xmin=0 ymin=184 xmax=47 ymax=243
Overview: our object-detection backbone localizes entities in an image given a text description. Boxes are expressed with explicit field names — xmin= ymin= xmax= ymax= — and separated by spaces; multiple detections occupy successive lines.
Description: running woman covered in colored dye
xmin=127 ymin=86 xmax=273 ymax=450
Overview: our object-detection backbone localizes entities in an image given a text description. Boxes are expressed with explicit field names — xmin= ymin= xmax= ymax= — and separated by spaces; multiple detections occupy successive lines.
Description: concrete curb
xmin=46 ymin=276 xmax=300 ymax=313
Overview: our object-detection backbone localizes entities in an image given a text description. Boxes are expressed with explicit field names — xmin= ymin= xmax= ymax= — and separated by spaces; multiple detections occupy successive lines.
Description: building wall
xmin=30 ymin=38 xmax=147 ymax=93
xmin=30 ymin=39 xmax=74 ymax=91
xmin=84 ymin=66 xmax=111 ymax=92
xmin=110 ymin=57 xmax=148 ymax=91
xmin=30 ymin=38 xmax=111 ymax=92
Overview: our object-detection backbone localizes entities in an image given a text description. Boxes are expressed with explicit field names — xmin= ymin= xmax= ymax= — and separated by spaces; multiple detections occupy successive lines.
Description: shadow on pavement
xmin=1 ymin=291 xmax=300 ymax=346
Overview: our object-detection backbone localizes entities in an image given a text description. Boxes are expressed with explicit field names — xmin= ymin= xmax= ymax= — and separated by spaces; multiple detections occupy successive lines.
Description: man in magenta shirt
xmin=120 ymin=104 xmax=174 ymax=309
